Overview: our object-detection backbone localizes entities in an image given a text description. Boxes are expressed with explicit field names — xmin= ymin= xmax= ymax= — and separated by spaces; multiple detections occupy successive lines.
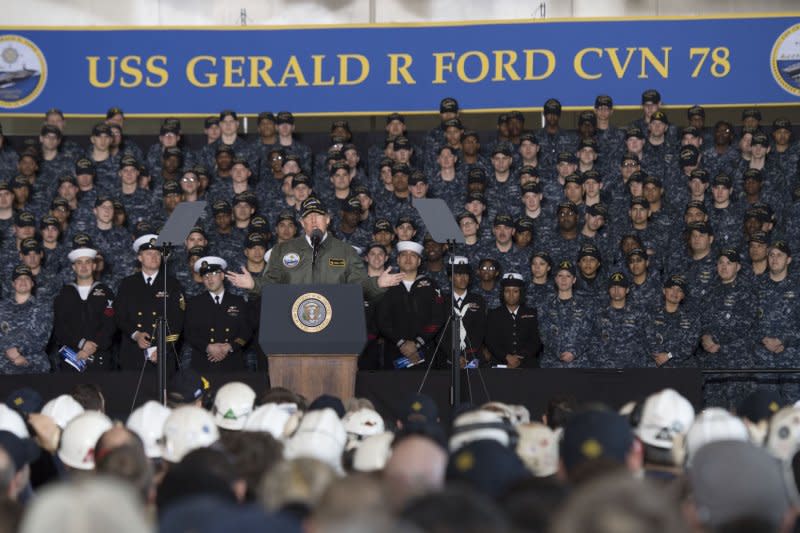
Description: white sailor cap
xmin=193 ymin=256 xmax=228 ymax=274
xmin=67 ymin=247 xmax=98 ymax=263
xmin=396 ymin=240 xmax=423 ymax=256
xmin=133 ymin=234 xmax=159 ymax=253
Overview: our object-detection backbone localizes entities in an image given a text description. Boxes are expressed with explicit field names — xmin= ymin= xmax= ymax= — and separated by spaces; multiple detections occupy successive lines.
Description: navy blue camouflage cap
xmin=743 ymin=168 xmax=764 ymax=182
xmin=12 ymin=264 xmax=34 ymax=282
xmin=664 ymin=274 xmax=688 ymax=291
xmin=515 ymin=217 xmax=534 ymax=233
xmin=519 ymin=131 xmax=538 ymax=145
xmin=329 ymin=160 xmax=349 ymax=175
xmin=578 ymin=244 xmax=602 ymax=261
xmin=71 ymin=232 xmax=93 ymax=249
xmin=557 ymin=151 xmax=578 ymax=165
xmin=608 ymin=271 xmax=630 ymax=287
xmin=586 ymin=203 xmax=608 ymax=218
xmin=556 ymin=259 xmax=576 ymax=276
xmin=742 ymin=108 xmax=762 ymax=120
xmin=91 ymin=122 xmax=111 ymax=137
xmin=215 ymin=144 xmax=234 ymax=156
xmin=578 ymin=111 xmax=597 ymax=127
xmin=439 ymin=97 xmax=459 ymax=113
xmin=39 ymin=215 xmax=59 ymax=229
xmin=290 ymin=173 xmax=312 ymax=188
xmin=630 ymin=196 xmax=650 ymax=209
xmin=162 ymin=180 xmax=181 ymax=197
xmin=163 ymin=146 xmax=183 ymax=161
xmin=395 ymin=215 xmax=416 ymax=229
xmin=385 ymin=112 xmax=405 ymax=124
xmin=625 ymin=127 xmax=646 ymax=140
xmin=119 ymin=154 xmax=139 ymax=170
xmin=391 ymin=162 xmax=412 ymax=176
xmin=751 ymin=131 xmax=770 ymax=147
xmin=689 ymin=168 xmax=709 ymax=183
xmin=457 ymin=211 xmax=478 ymax=224
xmin=0 ymin=180 xmax=10 ymax=192
xmin=642 ymin=174 xmax=662 ymax=188
xmin=467 ymin=168 xmax=487 ymax=184
xmin=11 ymin=175 xmax=30 ymax=190
xmin=532 ymin=250 xmax=553 ymax=267
xmin=620 ymin=152 xmax=640 ymax=166
xmin=219 ymin=109 xmax=238 ymax=121
xmin=563 ymin=173 xmax=582 ymax=187
xmin=773 ymin=118 xmax=792 ymax=132
xmin=392 ymin=136 xmax=412 ymax=151
xmin=520 ymin=181 xmax=542 ymax=195
xmin=75 ymin=158 xmax=96 ymax=176
xmin=625 ymin=247 xmax=647 ymax=261
xmin=342 ymin=195 xmax=362 ymax=213
xmin=748 ymin=231 xmax=769 ymax=244
xmin=442 ymin=118 xmax=463 ymax=130
xmin=679 ymin=145 xmax=701 ymax=167
xmin=461 ymin=129 xmax=479 ymax=142
xmin=686 ymin=221 xmax=713 ymax=235
xmin=641 ymin=89 xmax=661 ymax=104
xmin=243 ymin=232 xmax=267 ymax=250
xmin=560 ymin=409 xmax=633 ymax=472
xmin=204 ymin=116 xmax=220 ymax=128
xmin=257 ymin=111 xmax=276 ymax=124
xmin=14 ymin=211 xmax=35 ymax=227
xmin=275 ymin=111 xmax=294 ymax=124
xmin=330 ymin=119 xmax=350 ymax=132
xmin=20 ymin=237 xmax=42 ymax=254
xmin=594 ymin=94 xmax=613 ymax=108
xmin=231 ymin=156 xmax=249 ymax=169
xmin=50 ymin=197 xmax=70 ymax=211
xmin=232 ymin=191 xmax=258 ymax=208
xmin=718 ymin=248 xmax=740 ymax=263
xmin=688 ymin=105 xmax=705 ymax=118
xmin=491 ymin=142 xmax=513 ymax=157
xmin=211 ymin=200 xmax=232 ymax=215
xmin=40 ymin=124 xmax=61 ymax=138
xmin=300 ymin=197 xmax=327 ymax=218
xmin=277 ymin=210 xmax=297 ymax=225
xmin=248 ymin=215 xmax=270 ymax=232
xmin=352 ymin=184 xmax=370 ymax=197
xmin=650 ymin=110 xmax=669 ymax=124
xmin=160 ymin=121 xmax=181 ymax=135
xmin=712 ymin=173 xmax=733 ymax=188
xmin=581 ymin=169 xmax=601 ymax=183
xmin=557 ymin=201 xmax=578 ymax=214
xmin=408 ymin=171 xmax=428 ymax=186
xmin=493 ymin=213 xmax=514 ymax=228
xmin=681 ymin=125 xmax=701 ymax=138
xmin=769 ymin=239 xmax=791 ymax=256
xmin=543 ymin=98 xmax=561 ymax=115
xmin=373 ymin=218 xmax=393 ymax=233
xmin=466 ymin=191 xmax=487 ymax=205
xmin=578 ymin=137 xmax=598 ymax=151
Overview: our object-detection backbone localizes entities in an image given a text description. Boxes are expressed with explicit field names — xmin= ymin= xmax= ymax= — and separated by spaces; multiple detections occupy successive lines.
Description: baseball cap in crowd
xmin=5 ymin=388 xmax=43 ymax=415
xmin=689 ymin=441 xmax=790 ymax=530
xmin=737 ymin=389 xmax=782 ymax=425
xmin=683 ymin=408 xmax=749 ymax=465
xmin=308 ymin=394 xmax=346 ymax=418
xmin=765 ymin=406 xmax=800 ymax=461
xmin=446 ymin=439 xmax=530 ymax=498
xmin=560 ymin=409 xmax=634 ymax=473
xmin=168 ymin=368 xmax=209 ymax=405
xmin=0 ymin=431 xmax=39 ymax=472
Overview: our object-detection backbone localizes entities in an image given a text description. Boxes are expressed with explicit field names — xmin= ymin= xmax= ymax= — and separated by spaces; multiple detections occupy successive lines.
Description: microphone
xmin=310 ymin=229 xmax=323 ymax=250
xmin=311 ymin=229 xmax=323 ymax=269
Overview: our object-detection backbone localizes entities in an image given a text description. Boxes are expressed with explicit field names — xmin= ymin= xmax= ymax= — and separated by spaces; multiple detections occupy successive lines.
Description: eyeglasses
xmin=181 ymin=176 xmax=197 ymax=182
xmin=480 ymin=266 xmax=497 ymax=271
xmin=622 ymin=162 xmax=639 ymax=168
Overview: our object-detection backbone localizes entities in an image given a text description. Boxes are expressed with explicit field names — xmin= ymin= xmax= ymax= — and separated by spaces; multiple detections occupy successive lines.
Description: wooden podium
xmin=259 ymin=284 xmax=366 ymax=402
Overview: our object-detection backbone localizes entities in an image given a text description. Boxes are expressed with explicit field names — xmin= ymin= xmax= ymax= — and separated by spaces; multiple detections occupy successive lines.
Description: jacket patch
xmin=329 ymin=258 xmax=345 ymax=268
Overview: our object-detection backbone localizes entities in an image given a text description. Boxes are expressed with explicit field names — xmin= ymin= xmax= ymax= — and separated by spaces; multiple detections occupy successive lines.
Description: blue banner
xmin=0 ymin=15 xmax=799 ymax=116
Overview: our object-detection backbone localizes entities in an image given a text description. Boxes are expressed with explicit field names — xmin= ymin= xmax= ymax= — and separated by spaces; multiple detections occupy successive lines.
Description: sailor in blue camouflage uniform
xmin=708 ymin=172 xmax=746 ymax=250
xmin=37 ymin=124 xmax=76 ymax=200
xmin=271 ymin=111 xmax=312 ymax=175
xmin=590 ymin=271 xmax=648 ymax=368
xmin=207 ymin=200 xmax=245 ymax=268
xmin=0 ymin=123 xmax=19 ymax=181
xmin=198 ymin=111 xmax=252 ymax=173
xmin=477 ymin=214 xmax=529 ymax=277
xmin=573 ymin=244 xmax=607 ymax=305
xmin=536 ymin=98 xmax=578 ymax=172
xmin=538 ymin=260 xmax=590 ymax=368
xmin=681 ymin=222 xmax=719 ymax=311
xmin=86 ymin=195 xmax=134 ymax=290
xmin=699 ymin=249 xmax=758 ymax=407
xmin=593 ymin=95 xmax=626 ymax=169
xmin=473 ymin=258 xmax=502 ymax=310
xmin=0 ymin=265 xmax=52 ymax=374
xmin=541 ymin=202 xmax=582 ymax=266
xmin=644 ymin=274 xmax=699 ymax=369
xmin=527 ymin=251 xmax=555 ymax=313
xmin=427 ymin=145 xmax=466 ymax=209
xmin=625 ymin=247 xmax=663 ymax=314
xmin=173 ymin=245 xmax=208 ymax=300
xmin=484 ymin=143 xmax=520 ymax=211
xmin=423 ymin=98 xmax=460 ymax=166
xmin=753 ymin=240 xmax=800 ymax=401
xmin=113 ymin=154 xmax=157 ymax=227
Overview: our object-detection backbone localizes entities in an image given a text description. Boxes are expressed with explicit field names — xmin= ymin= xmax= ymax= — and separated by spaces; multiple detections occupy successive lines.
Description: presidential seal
xmin=771 ymin=23 xmax=800 ymax=97
xmin=291 ymin=292 xmax=332 ymax=333
xmin=0 ymin=35 xmax=47 ymax=109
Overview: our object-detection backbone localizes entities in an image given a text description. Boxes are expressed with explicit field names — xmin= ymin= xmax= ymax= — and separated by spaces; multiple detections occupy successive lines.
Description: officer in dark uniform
xmin=437 ymin=256 xmax=487 ymax=368
xmin=183 ymin=256 xmax=251 ymax=373
xmin=485 ymin=273 xmax=542 ymax=368
xmin=376 ymin=241 xmax=446 ymax=369
xmin=52 ymin=246 xmax=116 ymax=372
xmin=114 ymin=233 xmax=185 ymax=371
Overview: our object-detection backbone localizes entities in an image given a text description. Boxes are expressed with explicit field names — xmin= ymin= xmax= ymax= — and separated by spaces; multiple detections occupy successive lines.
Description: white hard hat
xmin=161 ymin=406 xmax=219 ymax=463
xmin=766 ymin=406 xmax=800 ymax=461
xmin=636 ymin=388 xmax=695 ymax=450
xmin=243 ymin=403 xmax=292 ymax=439
xmin=57 ymin=411 xmax=113 ymax=470
xmin=41 ymin=395 xmax=85 ymax=429
xmin=352 ymin=432 xmax=395 ymax=473
xmin=0 ymin=404 xmax=29 ymax=438
xmin=284 ymin=408 xmax=346 ymax=472
xmin=126 ymin=401 xmax=172 ymax=459
xmin=516 ymin=422 xmax=559 ymax=477
xmin=449 ymin=409 xmax=510 ymax=452
xmin=342 ymin=408 xmax=385 ymax=451
xmin=212 ymin=382 xmax=256 ymax=431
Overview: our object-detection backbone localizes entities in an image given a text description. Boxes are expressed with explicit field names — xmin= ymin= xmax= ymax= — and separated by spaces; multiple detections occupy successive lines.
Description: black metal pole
xmin=157 ymin=243 xmax=171 ymax=406
xmin=448 ymin=239 xmax=460 ymax=408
